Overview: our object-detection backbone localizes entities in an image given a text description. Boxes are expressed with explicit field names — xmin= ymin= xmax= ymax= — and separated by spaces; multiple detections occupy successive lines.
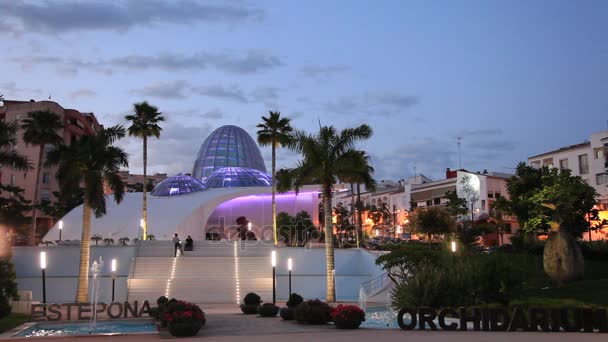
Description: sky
xmin=1 ymin=0 xmax=607 ymax=181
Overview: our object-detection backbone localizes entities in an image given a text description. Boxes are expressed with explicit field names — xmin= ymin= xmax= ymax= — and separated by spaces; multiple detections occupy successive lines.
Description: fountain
xmin=89 ymin=257 xmax=104 ymax=331
xmin=358 ymin=286 xmax=367 ymax=312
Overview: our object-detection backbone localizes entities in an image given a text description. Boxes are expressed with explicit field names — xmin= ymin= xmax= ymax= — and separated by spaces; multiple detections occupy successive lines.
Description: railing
xmin=359 ymin=271 xmax=389 ymax=298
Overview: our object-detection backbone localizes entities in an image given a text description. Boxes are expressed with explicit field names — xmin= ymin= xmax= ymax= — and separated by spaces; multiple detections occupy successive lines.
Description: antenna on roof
xmin=457 ymin=137 xmax=462 ymax=169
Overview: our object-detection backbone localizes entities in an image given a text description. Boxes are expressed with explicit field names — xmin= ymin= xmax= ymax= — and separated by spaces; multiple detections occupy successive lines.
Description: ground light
xmin=287 ymin=258 xmax=293 ymax=297
xmin=451 ymin=240 xmax=457 ymax=264
xmin=271 ymin=250 xmax=277 ymax=304
xmin=40 ymin=251 xmax=47 ymax=313
xmin=58 ymin=220 xmax=63 ymax=242
xmin=111 ymin=259 xmax=117 ymax=302
xmin=247 ymin=222 xmax=252 ymax=231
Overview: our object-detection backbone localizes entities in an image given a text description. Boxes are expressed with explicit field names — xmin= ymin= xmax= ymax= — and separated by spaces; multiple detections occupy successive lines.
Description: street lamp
xmin=451 ymin=241 xmax=457 ymax=264
xmin=58 ymin=220 xmax=63 ymax=242
xmin=111 ymin=259 xmax=117 ymax=302
xmin=40 ymin=251 xmax=47 ymax=313
xmin=287 ymin=258 xmax=293 ymax=297
xmin=247 ymin=222 xmax=252 ymax=231
xmin=271 ymin=251 xmax=277 ymax=304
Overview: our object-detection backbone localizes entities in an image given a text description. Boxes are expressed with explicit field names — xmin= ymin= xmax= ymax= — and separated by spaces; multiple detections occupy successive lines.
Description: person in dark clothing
xmin=173 ymin=233 xmax=184 ymax=257
xmin=185 ymin=235 xmax=193 ymax=251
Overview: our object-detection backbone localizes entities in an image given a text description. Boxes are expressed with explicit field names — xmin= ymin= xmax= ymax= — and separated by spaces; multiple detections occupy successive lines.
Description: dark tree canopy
xmin=409 ymin=206 xmax=456 ymax=240
xmin=498 ymin=162 xmax=599 ymax=238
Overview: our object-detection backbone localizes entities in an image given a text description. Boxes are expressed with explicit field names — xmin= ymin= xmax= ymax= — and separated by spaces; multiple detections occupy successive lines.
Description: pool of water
xmin=15 ymin=319 xmax=157 ymax=337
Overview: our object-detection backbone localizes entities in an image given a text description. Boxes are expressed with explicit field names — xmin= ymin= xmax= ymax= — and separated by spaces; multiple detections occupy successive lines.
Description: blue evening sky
xmin=1 ymin=0 xmax=607 ymax=181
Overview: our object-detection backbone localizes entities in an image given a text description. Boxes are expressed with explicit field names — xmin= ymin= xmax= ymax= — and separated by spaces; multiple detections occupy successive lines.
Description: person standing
xmin=173 ymin=233 xmax=184 ymax=257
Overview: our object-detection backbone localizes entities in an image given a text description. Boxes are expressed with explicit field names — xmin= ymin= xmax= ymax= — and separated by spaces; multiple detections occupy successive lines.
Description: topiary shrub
xmin=280 ymin=307 xmax=295 ymax=320
xmin=157 ymin=296 xmax=169 ymax=306
xmin=258 ymin=303 xmax=279 ymax=317
xmin=286 ymin=293 xmax=303 ymax=308
xmin=240 ymin=292 xmax=262 ymax=314
xmin=0 ymin=259 xmax=19 ymax=319
xmin=294 ymin=299 xmax=331 ymax=324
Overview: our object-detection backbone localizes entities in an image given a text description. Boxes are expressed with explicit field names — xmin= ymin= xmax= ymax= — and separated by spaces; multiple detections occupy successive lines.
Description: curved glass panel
xmin=192 ymin=125 xmax=267 ymax=181
xmin=204 ymin=167 xmax=272 ymax=188
xmin=150 ymin=174 xmax=206 ymax=196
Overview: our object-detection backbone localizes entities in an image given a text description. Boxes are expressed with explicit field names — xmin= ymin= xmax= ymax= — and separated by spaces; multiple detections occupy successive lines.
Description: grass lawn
xmin=0 ymin=313 xmax=30 ymax=334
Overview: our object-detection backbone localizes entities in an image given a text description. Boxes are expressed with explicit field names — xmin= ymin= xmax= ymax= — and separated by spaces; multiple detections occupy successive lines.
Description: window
xmin=495 ymin=193 xmax=501 ymax=199
xmin=578 ymin=154 xmax=589 ymax=175
xmin=433 ymin=197 xmax=441 ymax=205
xmin=481 ymin=200 xmax=486 ymax=211
xmin=488 ymin=193 xmax=494 ymax=198
xmin=559 ymin=159 xmax=569 ymax=171
xmin=595 ymin=148 xmax=604 ymax=160
xmin=542 ymin=158 xmax=554 ymax=167
xmin=42 ymin=172 xmax=50 ymax=184
xmin=426 ymin=200 xmax=432 ymax=207
xmin=41 ymin=189 xmax=50 ymax=201
xmin=530 ymin=160 xmax=541 ymax=168
xmin=597 ymin=173 xmax=608 ymax=185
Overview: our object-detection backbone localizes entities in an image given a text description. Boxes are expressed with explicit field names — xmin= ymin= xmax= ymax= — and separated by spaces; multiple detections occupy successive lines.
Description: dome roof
xmin=204 ymin=167 xmax=272 ymax=188
xmin=192 ymin=125 xmax=267 ymax=181
xmin=151 ymin=174 xmax=206 ymax=196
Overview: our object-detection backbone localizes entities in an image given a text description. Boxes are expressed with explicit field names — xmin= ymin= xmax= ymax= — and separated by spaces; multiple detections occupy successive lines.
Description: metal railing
xmin=359 ymin=271 xmax=389 ymax=298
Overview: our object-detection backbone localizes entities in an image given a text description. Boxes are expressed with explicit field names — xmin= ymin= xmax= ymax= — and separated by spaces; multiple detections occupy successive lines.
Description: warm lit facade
xmin=117 ymin=171 xmax=168 ymax=192
xmin=0 ymin=99 xmax=102 ymax=234
xmin=528 ymin=130 xmax=608 ymax=240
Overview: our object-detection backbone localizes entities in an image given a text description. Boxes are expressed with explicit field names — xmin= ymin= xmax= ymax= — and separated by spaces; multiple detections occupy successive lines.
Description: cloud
xmin=322 ymin=92 xmax=418 ymax=117
xmin=10 ymin=50 xmax=282 ymax=75
xmin=202 ymin=109 xmax=224 ymax=120
xmin=1 ymin=0 xmax=263 ymax=34
xmin=129 ymin=80 xmax=190 ymax=99
xmin=191 ymin=84 xmax=248 ymax=103
xmin=0 ymin=81 xmax=42 ymax=98
xmin=70 ymin=89 xmax=97 ymax=99
xmin=250 ymin=86 xmax=280 ymax=106
xmin=120 ymin=121 xmax=213 ymax=175
xmin=300 ymin=65 xmax=349 ymax=80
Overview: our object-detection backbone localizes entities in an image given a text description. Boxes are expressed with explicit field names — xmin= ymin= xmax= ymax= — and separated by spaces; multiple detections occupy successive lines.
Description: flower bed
xmin=163 ymin=300 xmax=206 ymax=337
xmin=330 ymin=305 xmax=365 ymax=329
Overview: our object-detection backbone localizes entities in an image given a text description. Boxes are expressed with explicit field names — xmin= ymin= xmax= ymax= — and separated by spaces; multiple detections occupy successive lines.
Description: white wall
xmin=11 ymin=246 xmax=135 ymax=303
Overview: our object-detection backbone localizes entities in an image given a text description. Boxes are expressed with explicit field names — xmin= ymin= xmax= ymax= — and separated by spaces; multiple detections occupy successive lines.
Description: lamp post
xmin=58 ymin=220 xmax=63 ymax=242
xmin=287 ymin=258 xmax=292 ymax=297
xmin=247 ymin=222 xmax=252 ymax=231
xmin=40 ymin=251 xmax=47 ymax=314
xmin=451 ymin=241 xmax=457 ymax=265
xmin=111 ymin=259 xmax=117 ymax=302
xmin=271 ymin=251 xmax=276 ymax=304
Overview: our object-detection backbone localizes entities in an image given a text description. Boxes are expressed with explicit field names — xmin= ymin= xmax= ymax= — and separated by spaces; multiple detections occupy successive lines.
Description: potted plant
xmin=258 ymin=303 xmax=279 ymax=317
xmin=330 ymin=305 xmax=365 ymax=329
xmin=280 ymin=293 xmax=303 ymax=320
xmin=164 ymin=300 xmax=206 ymax=337
xmin=240 ymin=292 xmax=261 ymax=314
xmin=294 ymin=299 xmax=332 ymax=324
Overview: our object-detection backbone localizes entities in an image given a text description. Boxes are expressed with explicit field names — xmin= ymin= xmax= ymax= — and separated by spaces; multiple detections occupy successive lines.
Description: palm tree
xmin=47 ymin=125 xmax=128 ymax=302
xmin=339 ymin=151 xmax=376 ymax=247
xmin=125 ymin=102 xmax=164 ymax=241
xmin=0 ymin=121 xmax=29 ymax=170
xmin=91 ymin=234 xmax=103 ymax=246
xmin=277 ymin=124 xmax=373 ymax=302
xmin=21 ymin=110 xmax=63 ymax=246
xmin=118 ymin=236 xmax=130 ymax=246
xmin=256 ymin=111 xmax=293 ymax=245
xmin=103 ymin=238 xmax=115 ymax=246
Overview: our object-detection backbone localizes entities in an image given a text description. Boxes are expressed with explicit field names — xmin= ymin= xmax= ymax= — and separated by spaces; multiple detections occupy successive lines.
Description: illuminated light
xmin=288 ymin=258 xmax=292 ymax=271
xmin=271 ymin=250 xmax=277 ymax=267
xmin=40 ymin=251 xmax=47 ymax=269
xmin=396 ymin=225 xmax=402 ymax=234
xmin=58 ymin=220 xmax=63 ymax=230
xmin=374 ymin=229 xmax=379 ymax=237
xmin=451 ymin=241 xmax=457 ymax=253
xmin=111 ymin=259 xmax=117 ymax=273
xmin=233 ymin=242 xmax=241 ymax=304
xmin=247 ymin=222 xmax=252 ymax=231
xmin=140 ymin=219 xmax=144 ymax=228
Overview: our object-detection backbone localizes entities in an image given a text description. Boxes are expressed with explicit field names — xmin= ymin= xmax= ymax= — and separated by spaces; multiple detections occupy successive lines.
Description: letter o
xmin=107 ymin=302 xmax=123 ymax=319
xmin=397 ymin=308 xmax=417 ymax=330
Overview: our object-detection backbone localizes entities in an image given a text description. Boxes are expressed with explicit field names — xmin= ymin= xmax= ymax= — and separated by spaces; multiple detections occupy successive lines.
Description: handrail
xmin=359 ymin=271 xmax=389 ymax=298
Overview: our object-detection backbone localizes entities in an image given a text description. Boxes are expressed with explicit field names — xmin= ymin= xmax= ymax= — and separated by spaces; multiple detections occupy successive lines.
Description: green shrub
xmin=243 ymin=292 xmax=261 ymax=305
xmin=376 ymin=244 xmax=448 ymax=283
xmin=295 ymin=299 xmax=331 ymax=324
xmin=286 ymin=293 xmax=303 ymax=308
xmin=0 ymin=259 xmax=19 ymax=319
xmin=157 ymin=296 xmax=169 ymax=306
xmin=580 ymin=241 xmax=608 ymax=261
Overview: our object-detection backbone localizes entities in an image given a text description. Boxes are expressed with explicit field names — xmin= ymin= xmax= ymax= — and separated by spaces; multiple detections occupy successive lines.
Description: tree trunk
xmin=142 ymin=136 xmax=148 ymax=240
xmin=356 ymin=183 xmax=363 ymax=246
xmin=76 ymin=203 xmax=92 ymax=302
xmin=588 ymin=228 xmax=592 ymax=242
xmin=272 ymin=144 xmax=277 ymax=245
xmin=324 ymin=189 xmax=336 ymax=302
xmin=29 ymin=146 xmax=45 ymax=246
xmin=350 ymin=182 xmax=358 ymax=248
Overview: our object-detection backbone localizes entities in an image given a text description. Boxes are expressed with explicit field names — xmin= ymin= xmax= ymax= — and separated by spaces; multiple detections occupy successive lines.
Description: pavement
xmin=3 ymin=304 xmax=606 ymax=341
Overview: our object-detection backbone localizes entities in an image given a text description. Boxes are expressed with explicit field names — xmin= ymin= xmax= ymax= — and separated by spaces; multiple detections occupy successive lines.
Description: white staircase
xmin=127 ymin=241 xmax=275 ymax=304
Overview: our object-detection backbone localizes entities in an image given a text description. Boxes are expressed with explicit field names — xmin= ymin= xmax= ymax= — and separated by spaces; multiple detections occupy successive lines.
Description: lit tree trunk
xmin=76 ymin=202 xmax=92 ymax=302
xmin=272 ymin=143 xmax=277 ymax=245
xmin=357 ymin=183 xmax=363 ymax=245
xmin=324 ymin=188 xmax=336 ymax=302
xmin=351 ymin=182 xmax=358 ymax=248
xmin=29 ymin=145 xmax=45 ymax=246
xmin=142 ymin=136 xmax=148 ymax=240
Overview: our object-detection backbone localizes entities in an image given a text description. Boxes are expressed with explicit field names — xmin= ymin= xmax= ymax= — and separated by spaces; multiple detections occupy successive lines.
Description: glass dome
xmin=204 ymin=167 xmax=272 ymax=188
xmin=192 ymin=125 xmax=267 ymax=182
xmin=150 ymin=174 xmax=206 ymax=196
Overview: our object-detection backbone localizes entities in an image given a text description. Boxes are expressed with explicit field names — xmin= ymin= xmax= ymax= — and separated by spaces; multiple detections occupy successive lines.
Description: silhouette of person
xmin=173 ymin=233 xmax=184 ymax=257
